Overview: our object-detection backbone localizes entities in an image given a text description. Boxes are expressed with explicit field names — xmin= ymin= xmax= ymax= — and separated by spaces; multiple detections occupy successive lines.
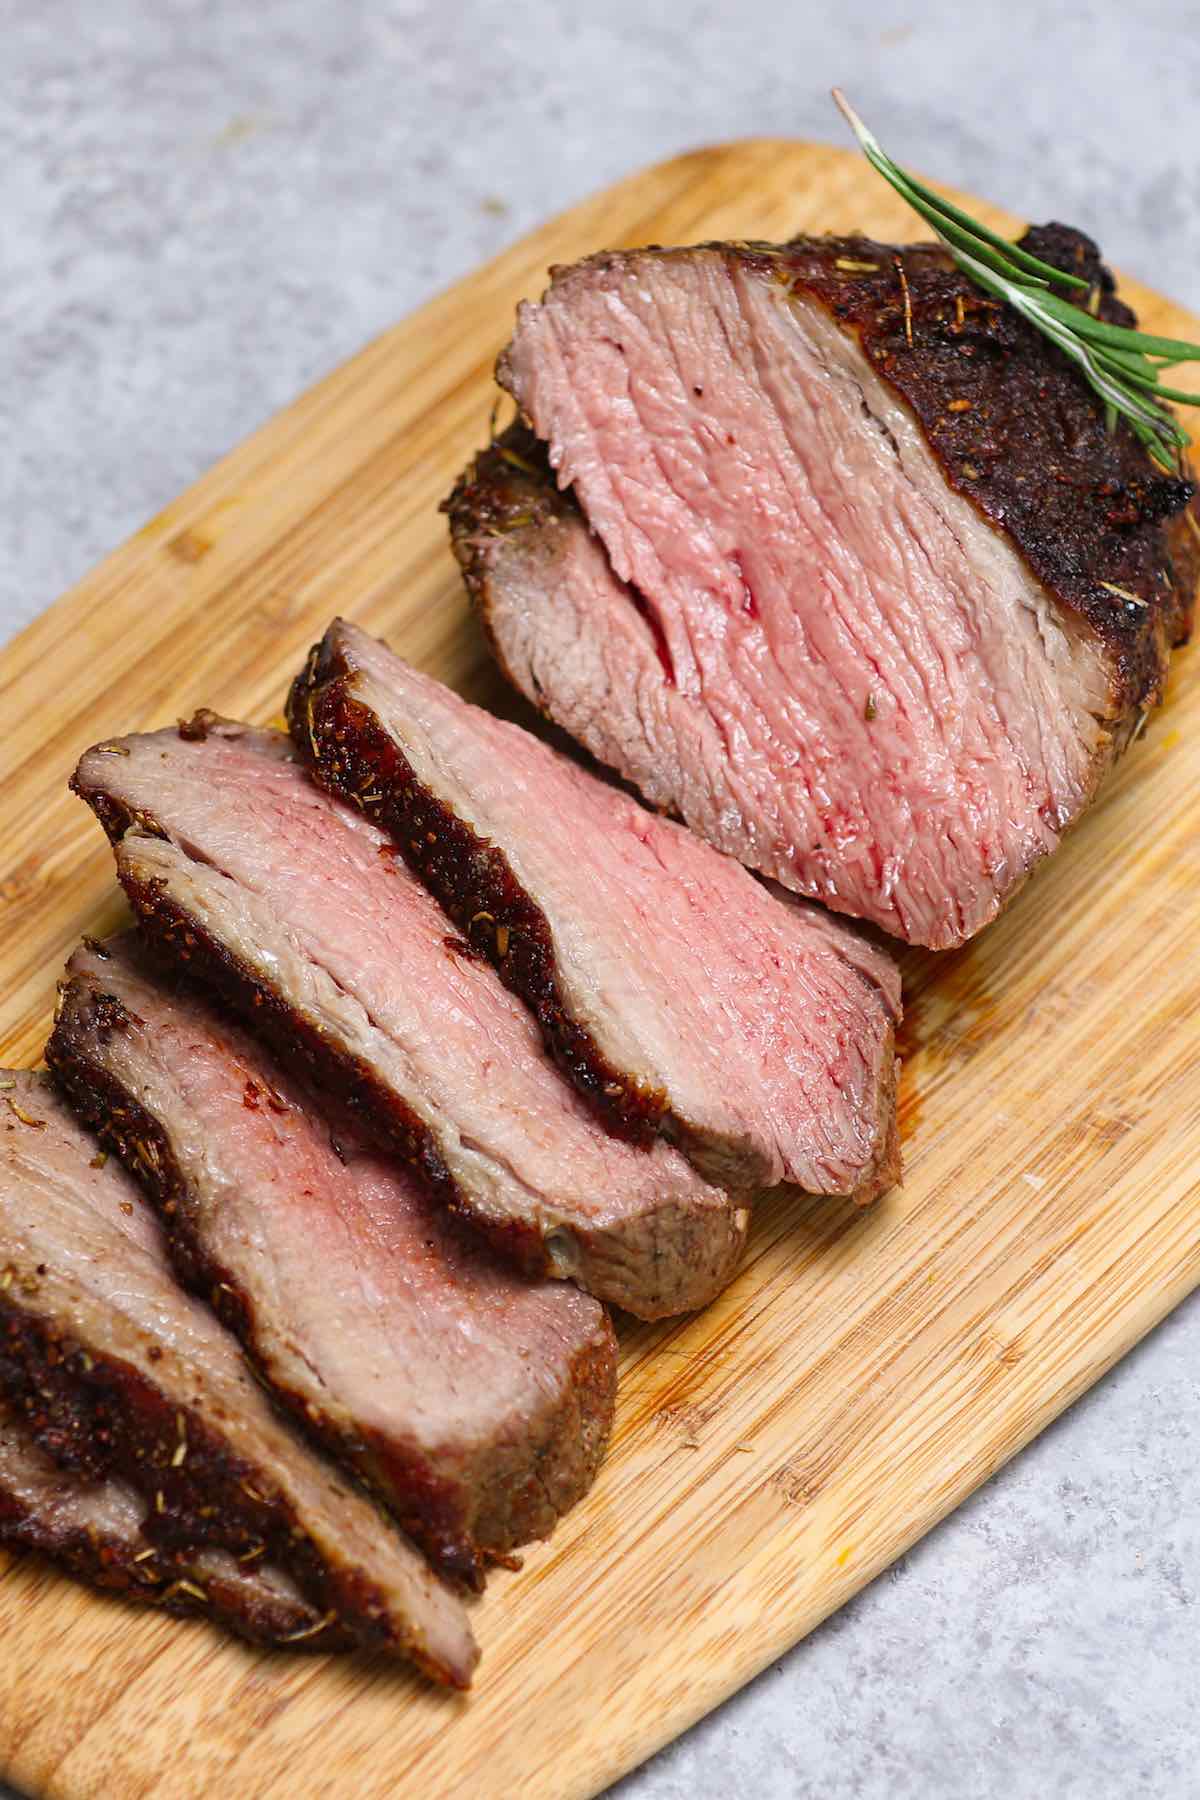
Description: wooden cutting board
xmin=2 ymin=138 xmax=1199 ymax=1800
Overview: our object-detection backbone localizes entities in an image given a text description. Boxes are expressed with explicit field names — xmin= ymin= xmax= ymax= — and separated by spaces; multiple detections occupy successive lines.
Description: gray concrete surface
xmin=2 ymin=2 xmax=1197 ymax=1794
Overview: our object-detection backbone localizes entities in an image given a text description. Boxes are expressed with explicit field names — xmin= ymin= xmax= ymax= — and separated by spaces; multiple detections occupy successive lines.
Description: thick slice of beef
xmin=73 ymin=721 xmax=746 ymax=1319
xmin=482 ymin=229 xmax=1199 ymax=948
xmin=0 ymin=1410 xmax=341 ymax=1647
xmin=48 ymin=935 xmax=616 ymax=1589
xmin=288 ymin=618 xmax=900 ymax=1197
xmin=0 ymin=1070 xmax=476 ymax=1683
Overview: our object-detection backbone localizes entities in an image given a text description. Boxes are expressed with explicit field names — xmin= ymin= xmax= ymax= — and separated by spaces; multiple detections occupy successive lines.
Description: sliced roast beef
xmin=477 ymin=229 xmax=1198 ymax=949
xmin=0 ymin=1071 xmax=476 ymax=1683
xmin=287 ymin=618 xmax=900 ymax=1197
xmin=73 ymin=720 xmax=746 ymax=1319
xmin=48 ymin=935 xmax=616 ymax=1588
xmin=0 ymin=1409 xmax=341 ymax=1648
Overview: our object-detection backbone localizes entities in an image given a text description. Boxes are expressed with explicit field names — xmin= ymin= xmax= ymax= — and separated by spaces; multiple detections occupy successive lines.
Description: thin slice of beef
xmin=287 ymin=618 xmax=900 ymax=1197
xmin=481 ymin=229 xmax=1199 ymax=949
xmin=48 ymin=935 xmax=616 ymax=1589
xmin=0 ymin=1070 xmax=476 ymax=1683
xmin=73 ymin=721 xmax=746 ymax=1319
xmin=0 ymin=1409 xmax=342 ymax=1647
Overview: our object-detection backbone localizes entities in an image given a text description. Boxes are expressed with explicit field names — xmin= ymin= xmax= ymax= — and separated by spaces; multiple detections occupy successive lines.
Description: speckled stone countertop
xmin=3 ymin=5 xmax=1197 ymax=1795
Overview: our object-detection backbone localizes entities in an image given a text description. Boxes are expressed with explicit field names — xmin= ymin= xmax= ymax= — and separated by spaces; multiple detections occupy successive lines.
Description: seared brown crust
xmin=765 ymin=225 xmax=1198 ymax=725
xmin=287 ymin=636 xmax=668 ymax=1148
xmin=495 ymin=225 xmax=1198 ymax=731
xmin=0 ymin=1483 xmax=339 ymax=1648
xmin=0 ymin=1298 xmax=394 ymax=1656
xmin=444 ymin=424 xmax=591 ymax=704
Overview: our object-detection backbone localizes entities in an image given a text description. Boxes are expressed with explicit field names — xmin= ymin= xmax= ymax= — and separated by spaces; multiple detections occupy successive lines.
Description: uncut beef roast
xmin=451 ymin=227 xmax=1199 ymax=950
xmin=73 ymin=719 xmax=746 ymax=1320
xmin=288 ymin=618 xmax=900 ymax=1198
xmin=0 ymin=1072 xmax=476 ymax=1682
xmin=48 ymin=935 xmax=616 ymax=1589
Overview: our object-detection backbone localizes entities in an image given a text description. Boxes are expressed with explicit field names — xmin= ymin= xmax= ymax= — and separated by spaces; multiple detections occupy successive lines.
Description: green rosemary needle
xmin=831 ymin=89 xmax=1200 ymax=471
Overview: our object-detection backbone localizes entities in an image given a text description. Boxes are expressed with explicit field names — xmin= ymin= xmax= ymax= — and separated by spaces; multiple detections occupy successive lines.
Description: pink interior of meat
xmin=350 ymin=626 xmax=898 ymax=1191
xmin=79 ymin=942 xmax=602 ymax=1444
xmin=504 ymin=251 xmax=1111 ymax=945
xmin=1 ymin=1073 xmax=172 ymax=1262
xmin=92 ymin=726 xmax=715 ymax=1227
xmin=0 ymin=1071 xmax=286 ymax=1382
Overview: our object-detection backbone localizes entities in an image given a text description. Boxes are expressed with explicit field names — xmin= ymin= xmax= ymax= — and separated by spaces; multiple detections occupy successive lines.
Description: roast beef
xmin=73 ymin=721 xmax=746 ymax=1319
xmin=0 ymin=1071 xmax=476 ymax=1683
xmin=0 ymin=1410 xmax=340 ymax=1647
xmin=469 ymin=228 xmax=1199 ymax=949
xmin=288 ymin=618 xmax=900 ymax=1197
xmin=48 ymin=936 xmax=617 ymax=1588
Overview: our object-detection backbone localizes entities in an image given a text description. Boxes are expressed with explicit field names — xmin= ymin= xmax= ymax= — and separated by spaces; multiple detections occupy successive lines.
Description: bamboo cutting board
xmin=1 ymin=139 xmax=1199 ymax=1800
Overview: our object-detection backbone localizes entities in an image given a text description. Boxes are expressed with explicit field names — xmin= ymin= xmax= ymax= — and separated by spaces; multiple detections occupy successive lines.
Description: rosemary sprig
xmin=831 ymin=89 xmax=1200 ymax=471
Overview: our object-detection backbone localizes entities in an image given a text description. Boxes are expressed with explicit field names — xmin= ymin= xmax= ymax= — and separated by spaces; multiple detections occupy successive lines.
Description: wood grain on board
xmin=1 ymin=139 xmax=1198 ymax=1799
